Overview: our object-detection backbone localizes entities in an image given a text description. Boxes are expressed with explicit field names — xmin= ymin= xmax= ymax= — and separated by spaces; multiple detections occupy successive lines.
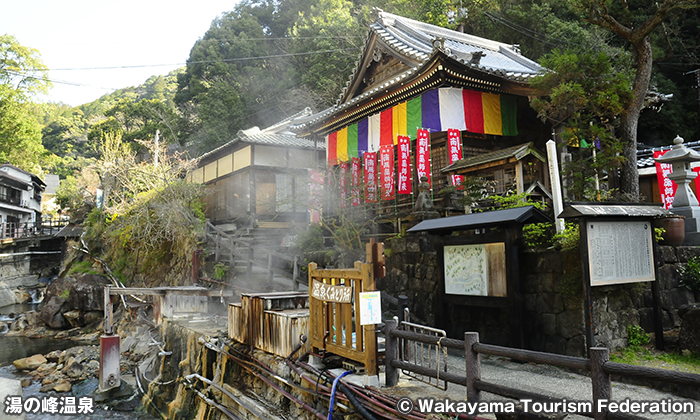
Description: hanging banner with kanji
xmin=309 ymin=169 xmax=325 ymax=223
xmin=380 ymin=144 xmax=395 ymax=200
xmin=416 ymin=128 xmax=431 ymax=188
xmin=351 ymin=157 xmax=361 ymax=206
xmin=364 ymin=152 xmax=378 ymax=203
xmin=447 ymin=128 xmax=464 ymax=188
xmin=397 ymin=135 xmax=412 ymax=194
xmin=339 ymin=161 xmax=347 ymax=207
xmin=654 ymin=150 xmax=676 ymax=209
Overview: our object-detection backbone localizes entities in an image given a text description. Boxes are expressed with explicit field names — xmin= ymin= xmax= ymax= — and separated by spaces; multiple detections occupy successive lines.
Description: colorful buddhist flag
xmin=347 ymin=124 xmax=359 ymax=159
xmin=407 ymin=96 xmax=422 ymax=140
xmin=327 ymin=132 xmax=337 ymax=166
xmin=439 ymin=88 xmax=467 ymax=131
xmin=380 ymin=108 xmax=393 ymax=146
xmin=337 ymin=127 xmax=348 ymax=162
xmin=368 ymin=114 xmax=381 ymax=152
xmin=358 ymin=119 xmax=368 ymax=155
xmin=397 ymin=135 xmax=412 ymax=194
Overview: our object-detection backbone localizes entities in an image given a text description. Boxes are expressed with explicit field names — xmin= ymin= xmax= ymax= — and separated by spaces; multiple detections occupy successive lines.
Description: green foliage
xmin=213 ymin=263 xmax=229 ymax=281
xmin=531 ymin=49 xmax=631 ymax=201
xmin=487 ymin=192 xmax=548 ymax=211
xmin=626 ymin=324 xmax=650 ymax=350
xmin=552 ymin=222 xmax=580 ymax=251
xmin=522 ymin=222 xmax=554 ymax=248
xmin=654 ymin=227 xmax=666 ymax=243
xmin=680 ymin=256 xmax=700 ymax=293
xmin=611 ymin=347 xmax=700 ymax=374
xmin=66 ymin=260 xmax=99 ymax=277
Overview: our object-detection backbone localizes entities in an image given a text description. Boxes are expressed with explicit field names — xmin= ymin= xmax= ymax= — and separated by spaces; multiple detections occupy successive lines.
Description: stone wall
xmin=380 ymin=235 xmax=699 ymax=356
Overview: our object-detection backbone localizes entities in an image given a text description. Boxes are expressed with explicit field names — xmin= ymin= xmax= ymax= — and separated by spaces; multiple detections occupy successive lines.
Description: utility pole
xmin=154 ymin=129 xmax=160 ymax=167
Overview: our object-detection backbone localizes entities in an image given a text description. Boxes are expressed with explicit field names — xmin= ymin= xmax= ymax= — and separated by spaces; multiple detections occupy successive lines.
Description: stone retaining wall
xmin=380 ymin=236 xmax=699 ymax=356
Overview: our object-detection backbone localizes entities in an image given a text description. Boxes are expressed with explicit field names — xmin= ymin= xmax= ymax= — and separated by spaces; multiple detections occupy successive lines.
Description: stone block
xmin=0 ymin=377 xmax=25 ymax=420
xmin=679 ymin=308 xmax=700 ymax=355
xmin=657 ymin=264 xmax=682 ymax=290
xmin=557 ymin=310 xmax=584 ymax=339
xmin=392 ymin=239 xmax=406 ymax=253
xmin=544 ymin=335 xmax=567 ymax=355
xmin=524 ymin=294 xmax=538 ymax=312
xmin=676 ymin=246 xmax=700 ymax=262
xmin=406 ymin=240 xmax=420 ymax=253
xmin=539 ymin=313 xmax=556 ymax=336
xmin=537 ymin=293 xmax=564 ymax=314
xmin=670 ymin=287 xmax=695 ymax=309
xmin=566 ymin=335 xmax=586 ymax=357
xmin=658 ymin=246 xmax=678 ymax=264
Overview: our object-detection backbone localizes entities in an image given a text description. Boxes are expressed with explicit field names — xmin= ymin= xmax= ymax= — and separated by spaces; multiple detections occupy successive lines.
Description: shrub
xmin=680 ymin=256 xmax=700 ymax=293
xmin=627 ymin=324 xmax=650 ymax=350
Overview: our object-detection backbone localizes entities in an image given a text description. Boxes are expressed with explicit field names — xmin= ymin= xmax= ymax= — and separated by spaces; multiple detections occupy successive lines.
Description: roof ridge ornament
xmin=432 ymin=37 xmax=451 ymax=55
xmin=470 ymin=51 xmax=486 ymax=66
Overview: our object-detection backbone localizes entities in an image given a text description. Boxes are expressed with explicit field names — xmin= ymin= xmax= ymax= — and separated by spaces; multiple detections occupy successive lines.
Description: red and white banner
xmin=364 ymin=152 xmax=378 ymax=203
xmin=416 ymin=129 xmax=431 ymax=188
xmin=654 ymin=150 xmax=676 ymax=209
xmin=447 ymin=128 xmax=463 ymax=188
xmin=380 ymin=144 xmax=395 ymax=200
xmin=397 ymin=135 xmax=412 ymax=194
xmin=351 ymin=157 xmax=361 ymax=206
xmin=339 ymin=162 xmax=347 ymax=207
xmin=309 ymin=169 xmax=325 ymax=223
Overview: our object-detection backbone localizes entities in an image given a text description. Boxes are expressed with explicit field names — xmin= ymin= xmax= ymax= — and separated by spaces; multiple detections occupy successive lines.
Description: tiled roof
xmin=292 ymin=9 xmax=542 ymax=132
xmin=197 ymin=108 xmax=324 ymax=161
xmin=442 ymin=142 xmax=545 ymax=172
xmin=637 ymin=140 xmax=700 ymax=168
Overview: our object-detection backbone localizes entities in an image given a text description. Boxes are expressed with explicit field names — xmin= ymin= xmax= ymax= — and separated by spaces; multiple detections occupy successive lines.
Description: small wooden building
xmin=189 ymin=109 xmax=325 ymax=230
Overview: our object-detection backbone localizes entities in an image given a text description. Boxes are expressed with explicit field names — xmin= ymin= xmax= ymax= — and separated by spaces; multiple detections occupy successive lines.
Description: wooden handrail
xmin=385 ymin=320 xmax=699 ymax=420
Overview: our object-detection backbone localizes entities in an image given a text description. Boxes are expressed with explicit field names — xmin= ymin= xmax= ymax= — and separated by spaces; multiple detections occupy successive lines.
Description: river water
xmin=0 ymin=304 xmax=157 ymax=419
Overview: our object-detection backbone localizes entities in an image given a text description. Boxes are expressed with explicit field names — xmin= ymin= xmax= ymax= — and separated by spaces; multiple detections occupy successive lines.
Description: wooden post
xmin=362 ymin=261 xmax=377 ymax=377
xmin=384 ymin=318 xmax=399 ymax=387
xmin=267 ymin=252 xmax=274 ymax=284
xmin=215 ymin=231 xmax=220 ymax=262
xmin=293 ymin=256 xmax=300 ymax=291
xmin=103 ymin=286 xmax=112 ymax=335
xmin=651 ymin=240 xmax=665 ymax=350
xmin=590 ymin=347 xmax=611 ymax=420
xmin=247 ymin=246 xmax=254 ymax=278
xmin=465 ymin=332 xmax=481 ymax=402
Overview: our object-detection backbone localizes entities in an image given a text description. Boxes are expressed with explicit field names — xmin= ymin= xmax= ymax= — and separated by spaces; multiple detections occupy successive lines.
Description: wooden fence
xmin=384 ymin=319 xmax=700 ymax=420
xmin=308 ymin=261 xmax=378 ymax=376
xmin=204 ymin=221 xmax=304 ymax=289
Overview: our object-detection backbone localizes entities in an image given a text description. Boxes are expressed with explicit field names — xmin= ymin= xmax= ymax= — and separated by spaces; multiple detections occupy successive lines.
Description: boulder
xmin=39 ymin=296 xmax=68 ymax=329
xmin=69 ymin=274 xmax=110 ymax=311
xmin=53 ymin=379 xmax=72 ymax=392
xmin=679 ymin=307 xmax=700 ymax=355
xmin=13 ymin=354 xmax=47 ymax=371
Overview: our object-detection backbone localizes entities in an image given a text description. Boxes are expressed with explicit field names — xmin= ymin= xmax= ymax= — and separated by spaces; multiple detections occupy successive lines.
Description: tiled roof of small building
xmin=442 ymin=142 xmax=545 ymax=172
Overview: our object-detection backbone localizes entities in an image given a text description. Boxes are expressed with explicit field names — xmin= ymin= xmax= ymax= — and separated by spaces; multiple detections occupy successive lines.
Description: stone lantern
xmin=654 ymin=135 xmax=700 ymax=244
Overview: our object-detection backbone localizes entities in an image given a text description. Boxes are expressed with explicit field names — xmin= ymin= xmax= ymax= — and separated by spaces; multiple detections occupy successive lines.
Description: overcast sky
xmin=2 ymin=1 xmax=236 ymax=106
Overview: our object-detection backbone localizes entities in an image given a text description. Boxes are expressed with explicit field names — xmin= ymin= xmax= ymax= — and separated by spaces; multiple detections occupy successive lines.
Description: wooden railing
xmin=384 ymin=319 xmax=700 ymax=420
xmin=0 ymin=220 xmax=68 ymax=240
xmin=308 ymin=261 xmax=378 ymax=376
xmin=204 ymin=220 xmax=304 ymax=289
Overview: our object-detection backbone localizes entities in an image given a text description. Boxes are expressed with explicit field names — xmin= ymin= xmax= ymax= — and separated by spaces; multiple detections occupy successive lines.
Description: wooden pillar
xmin=384 ymin=318 xmax=400 ymax=387
xmin=590 ymin=347 xmax=611 ymax=420
xmin=465 ymin=332 xmax=481 ymax=402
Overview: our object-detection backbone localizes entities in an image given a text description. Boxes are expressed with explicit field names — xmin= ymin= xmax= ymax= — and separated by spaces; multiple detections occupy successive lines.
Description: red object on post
xmin=99 ymin=334 xmax=121 ymax=391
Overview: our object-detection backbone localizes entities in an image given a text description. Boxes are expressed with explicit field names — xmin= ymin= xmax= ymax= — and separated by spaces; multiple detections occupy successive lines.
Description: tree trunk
xmin=619 ymin=37 xmax=654 ymax=201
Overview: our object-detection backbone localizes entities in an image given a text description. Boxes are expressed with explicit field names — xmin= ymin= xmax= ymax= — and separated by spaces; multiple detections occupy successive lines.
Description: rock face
xmin=679 ymin=307 xmax=700 ymax=355
xmin=39 ymin=274 xmax=111 ymax=329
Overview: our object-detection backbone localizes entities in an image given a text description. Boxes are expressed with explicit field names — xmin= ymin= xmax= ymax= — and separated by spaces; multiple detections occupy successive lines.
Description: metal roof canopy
xmin=408 ymin=205 xmax=551 ymax=235
xmin=558 ymin=203 xmax=671 ymax=219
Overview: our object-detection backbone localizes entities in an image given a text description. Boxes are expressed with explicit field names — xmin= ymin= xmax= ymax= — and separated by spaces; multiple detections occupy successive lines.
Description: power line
xmin=49 ymin=47 xmax=363 ymax=71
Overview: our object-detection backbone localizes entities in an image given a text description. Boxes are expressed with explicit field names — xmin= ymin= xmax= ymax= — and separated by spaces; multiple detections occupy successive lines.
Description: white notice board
xmin=586 ymin=220 xmax=655 ymax=286
xmin=359 ymin=291 xmax=382 ymax=325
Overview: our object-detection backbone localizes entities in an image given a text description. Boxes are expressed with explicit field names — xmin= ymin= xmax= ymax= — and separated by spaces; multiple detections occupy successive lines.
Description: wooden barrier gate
xmin=308 ymin=260 xmax=378 ymax=377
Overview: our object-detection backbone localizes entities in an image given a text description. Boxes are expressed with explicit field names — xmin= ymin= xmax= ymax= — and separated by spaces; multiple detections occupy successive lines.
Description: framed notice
xmin=443 ymin=243 xmax=506 ymax=297
xmin=359 ymin=291 xmax=382 ymax=325
xmin=586 ymin=220 xmax=655 ymax=286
